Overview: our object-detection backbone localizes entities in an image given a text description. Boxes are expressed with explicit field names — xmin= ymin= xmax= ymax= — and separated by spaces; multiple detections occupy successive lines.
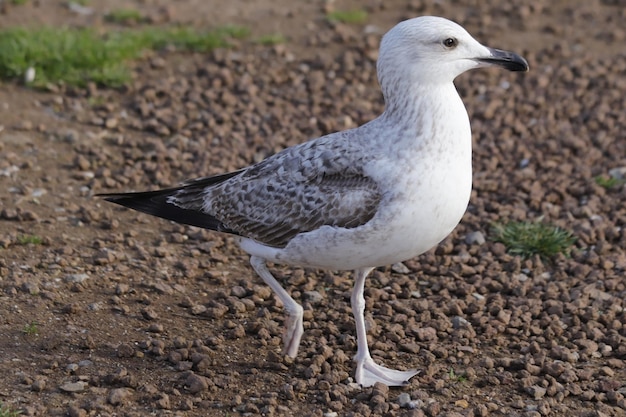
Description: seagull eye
xmin=443 ymin=37 xmax=458 ymax=48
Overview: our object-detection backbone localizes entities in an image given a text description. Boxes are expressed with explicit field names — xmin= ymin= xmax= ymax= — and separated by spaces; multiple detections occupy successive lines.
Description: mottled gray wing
xmin=172 ymin=135 xmax=381 ymax=248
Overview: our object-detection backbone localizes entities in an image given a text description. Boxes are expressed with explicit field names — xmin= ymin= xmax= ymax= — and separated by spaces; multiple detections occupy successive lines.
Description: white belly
xmin=240 ymin=155 xmax=472 ymax=270
xmin=240 ymin=87 xmax=473 ymax=270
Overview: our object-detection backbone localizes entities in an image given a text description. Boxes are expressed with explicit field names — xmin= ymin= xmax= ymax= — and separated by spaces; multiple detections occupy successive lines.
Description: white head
xmin=377 ymin=16 xmax=528 ymax=99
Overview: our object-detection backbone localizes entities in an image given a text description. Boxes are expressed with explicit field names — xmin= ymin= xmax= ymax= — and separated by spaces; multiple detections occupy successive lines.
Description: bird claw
xmin=355 ymin=357 xmax=419 ymax=387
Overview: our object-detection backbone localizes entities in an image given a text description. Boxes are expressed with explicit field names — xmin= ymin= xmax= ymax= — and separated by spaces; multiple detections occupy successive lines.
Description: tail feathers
xmin=98 ymin=188 xmax=237 ymax=234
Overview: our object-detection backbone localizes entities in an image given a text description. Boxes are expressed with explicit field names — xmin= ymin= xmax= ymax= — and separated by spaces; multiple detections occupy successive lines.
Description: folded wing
xmin=100 ymin=134 xmax=381 ymax=248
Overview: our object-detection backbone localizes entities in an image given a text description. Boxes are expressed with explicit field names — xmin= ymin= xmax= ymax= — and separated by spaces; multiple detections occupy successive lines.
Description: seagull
xmin=98 ymin=16 xmax=528 ymax=387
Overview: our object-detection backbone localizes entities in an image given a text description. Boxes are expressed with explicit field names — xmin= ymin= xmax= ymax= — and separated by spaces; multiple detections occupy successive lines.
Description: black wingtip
xmin=97 ymin=188 xmax=234 ymax=234
xmin=97 ymin=188 xmax=174 ymax=214
xmin=97 ymin=170 xmax=247 ymax=234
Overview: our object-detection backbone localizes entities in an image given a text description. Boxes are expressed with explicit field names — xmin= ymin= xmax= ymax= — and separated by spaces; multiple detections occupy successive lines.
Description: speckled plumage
xmin=100 ymin=16 xmax=528 ymax=387
xmin=192 ymin=132 xmax=381 ymax=248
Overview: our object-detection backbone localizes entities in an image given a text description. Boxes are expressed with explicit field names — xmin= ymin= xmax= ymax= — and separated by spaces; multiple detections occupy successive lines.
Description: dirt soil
xmin=1 ymin=0 xmax=626 ymax=416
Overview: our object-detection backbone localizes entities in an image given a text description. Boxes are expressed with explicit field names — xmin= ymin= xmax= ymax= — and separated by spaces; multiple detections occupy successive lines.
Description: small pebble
xmin=465 ymin=231 xmax=486 ymax=245
xmin=108 ymin=388 xmax=132 ymax=405
xmin=59 ymin=381 xmax=87 ymax=393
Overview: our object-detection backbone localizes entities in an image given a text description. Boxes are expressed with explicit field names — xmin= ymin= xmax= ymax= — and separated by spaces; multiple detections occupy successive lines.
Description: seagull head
xmin=377 ymin=16 xmax=529 ymax=89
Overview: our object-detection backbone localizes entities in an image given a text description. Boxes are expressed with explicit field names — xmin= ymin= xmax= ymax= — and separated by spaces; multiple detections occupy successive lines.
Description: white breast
xmin=241 ymin=85 xmax=473 ymax=270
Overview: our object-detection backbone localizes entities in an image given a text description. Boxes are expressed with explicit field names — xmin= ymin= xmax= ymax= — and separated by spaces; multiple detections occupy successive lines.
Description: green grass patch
xmin=255 ymin=33 xmax=287 ymax=46
xmin=491 ymin=221 xmax=576 ymax=260
xmin=0 ymin=402 xmax=21 ymax=417
xmin=87 ymin=95 xmax=106 ymax=107
xmin=448 ymin=368 xmax=467 ymax=383
xmin=22 ymin=321 xmax=39 ymax=336
xmin=105 ymin=8 xmax=145 ymax=25
xmin=327 ymin=9 xmax=368 ymax=24
xmin=0 ymin=25 xmax=249 ymax=88
xmin=594 ymin=175 xmax=625 ymax=189
xmin=16 ymin=234 xmax=43 ymax=245
xmin=157 ymin=25 xmax=250 ymax=50
xmin=10 ymin=0 xmax=29 ymax=5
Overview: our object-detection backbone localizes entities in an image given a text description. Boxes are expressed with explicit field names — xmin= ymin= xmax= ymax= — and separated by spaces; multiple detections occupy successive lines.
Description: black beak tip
xmin=481 ymin=48 xmax=529 ymax=72
xmin=508 ymin=55 xmax=530 ymax=72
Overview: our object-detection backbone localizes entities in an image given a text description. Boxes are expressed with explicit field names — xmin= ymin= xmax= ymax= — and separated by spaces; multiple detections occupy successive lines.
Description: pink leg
xmin=250 ymin=256 xmax=303 ymax=357
xmin=352 ymin=267 xmax=418 ymax=387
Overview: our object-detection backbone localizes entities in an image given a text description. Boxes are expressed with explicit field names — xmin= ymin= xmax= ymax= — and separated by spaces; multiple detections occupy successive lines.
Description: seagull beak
xmin=477 ymin=48 xmax=529 ymax=72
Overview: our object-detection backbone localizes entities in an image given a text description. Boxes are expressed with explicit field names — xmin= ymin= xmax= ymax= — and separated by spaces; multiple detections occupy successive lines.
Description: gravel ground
xmin=1 ymin=0 xmax=625 ymax=416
